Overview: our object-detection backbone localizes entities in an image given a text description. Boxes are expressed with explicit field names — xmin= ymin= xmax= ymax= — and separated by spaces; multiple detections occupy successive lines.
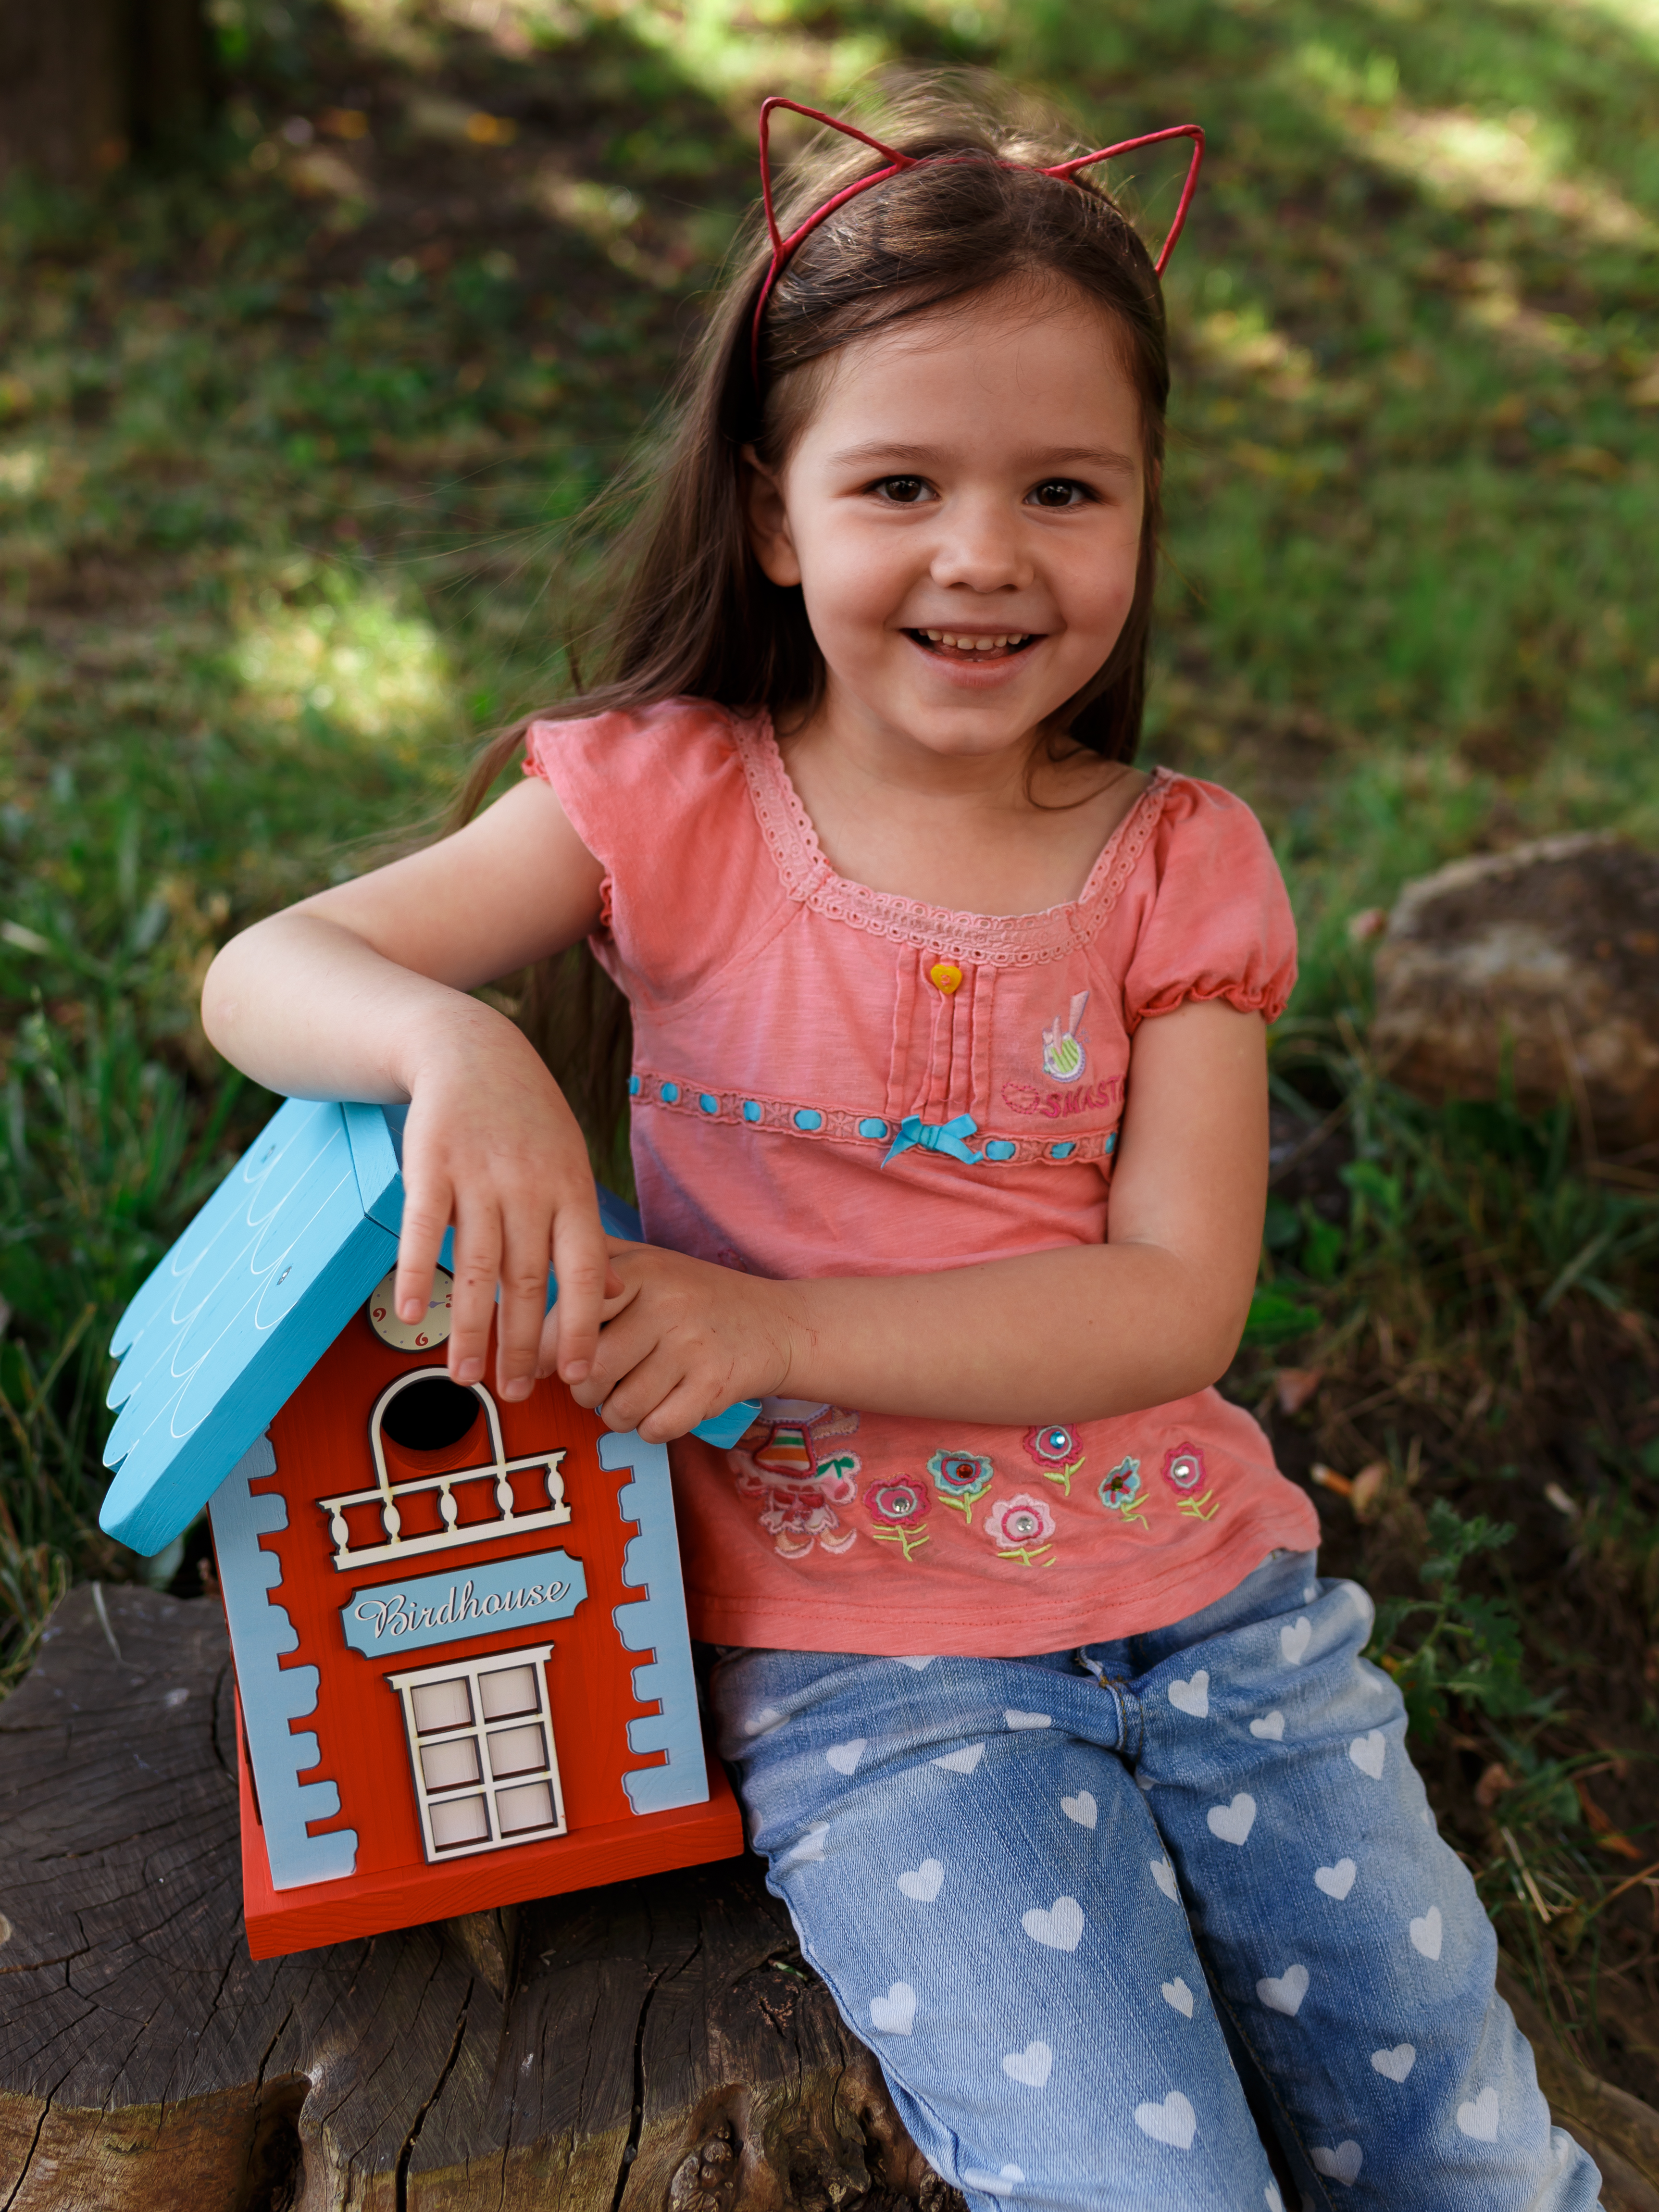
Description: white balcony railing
xmin=317 ymin=1369 xmax=570 ymax=1572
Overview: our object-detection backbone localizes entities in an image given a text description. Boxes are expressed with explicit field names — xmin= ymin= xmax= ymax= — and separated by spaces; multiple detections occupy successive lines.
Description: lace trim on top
xmin=734 ymin=714 xmax=1174 ymax=970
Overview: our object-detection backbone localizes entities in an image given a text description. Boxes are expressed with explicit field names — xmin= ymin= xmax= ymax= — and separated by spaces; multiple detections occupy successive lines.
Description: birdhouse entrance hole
xmin=379 ymin=1376 xmax=481 ymax=1455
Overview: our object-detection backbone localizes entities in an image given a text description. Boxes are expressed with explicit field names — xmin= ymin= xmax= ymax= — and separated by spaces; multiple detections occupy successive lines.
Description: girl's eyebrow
xmin=828 ymin=439 xmax=1139 ymax=475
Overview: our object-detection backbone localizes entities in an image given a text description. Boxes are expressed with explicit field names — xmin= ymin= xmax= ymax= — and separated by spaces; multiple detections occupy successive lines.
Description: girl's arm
xmin=573 ymin=997 xmax=1270 ymax=1439
xmin=201 ymin=777 xmax=618 ymax=1398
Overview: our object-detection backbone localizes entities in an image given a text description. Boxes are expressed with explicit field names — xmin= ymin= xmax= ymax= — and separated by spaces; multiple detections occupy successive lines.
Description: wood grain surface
xmin=0 ymin=1584 xmax=947 ymax=2211
xmin=6 ymin=1584 xmax=1657 ymax=2210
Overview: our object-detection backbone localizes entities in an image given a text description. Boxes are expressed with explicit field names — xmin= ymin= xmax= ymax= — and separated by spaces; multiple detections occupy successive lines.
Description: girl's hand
xmin=200 ymin=775 xmax=621 ymax=1402
xmin=393 ymin=1016 xmax=623 ymax=1403
xmin=568 ymin=1243 xmax=804 ymax=1443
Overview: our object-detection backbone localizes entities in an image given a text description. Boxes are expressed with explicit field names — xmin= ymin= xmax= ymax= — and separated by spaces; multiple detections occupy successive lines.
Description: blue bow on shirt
xmin=882 ymin=1114 xmax=985 ymax=1168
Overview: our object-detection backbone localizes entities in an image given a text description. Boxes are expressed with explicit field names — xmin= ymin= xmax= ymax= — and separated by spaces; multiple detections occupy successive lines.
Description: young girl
xmin=202 ymin=86 xmax=1599 ymax=2212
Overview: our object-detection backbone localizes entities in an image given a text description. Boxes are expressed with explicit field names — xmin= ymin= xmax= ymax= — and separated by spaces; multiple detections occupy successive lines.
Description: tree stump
xmin=0 ymin=1585 xmax=951 ymax=2211
xmin=7 ymin=1588 xmax=1659 ymax=2211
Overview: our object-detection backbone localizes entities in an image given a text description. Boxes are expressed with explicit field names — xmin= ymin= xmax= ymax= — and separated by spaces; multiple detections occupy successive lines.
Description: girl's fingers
xmin=562 ymin=1286 xmax=655 ymax=1410
xmin=546 ymin=1197 xmax=614 ymax=1386
xmin=494 ymin=1209 xmax=557 ymax=1402
xmin=631 ymin=1378 xmax=715 ymax=1446
xmin=535 ymin=1261 xmax=630 ymax=1383
xmin=591 ymin=1343 xmax=696 ymax=1440
xmin=446 ymin=1213 xmax=505 ymax=1386
xmin=393 ymin=1183 xmax=453 ymax=1330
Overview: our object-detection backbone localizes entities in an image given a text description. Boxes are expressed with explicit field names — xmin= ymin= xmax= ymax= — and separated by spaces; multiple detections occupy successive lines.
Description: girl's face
xmin=746 ymin=280 xmax=1147 ymax=772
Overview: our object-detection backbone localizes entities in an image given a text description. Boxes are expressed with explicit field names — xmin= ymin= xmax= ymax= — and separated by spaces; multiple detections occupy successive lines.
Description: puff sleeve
xmin=1120 ymin=776 xmax=1297 ymax=1031
xmin=521 ymin=700 xmax=787 ymax=1006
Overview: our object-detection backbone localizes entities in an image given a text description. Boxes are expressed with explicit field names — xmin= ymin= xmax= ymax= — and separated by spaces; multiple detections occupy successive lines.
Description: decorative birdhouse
xmin=100 ymin=1099 xmax=748 ymax=1959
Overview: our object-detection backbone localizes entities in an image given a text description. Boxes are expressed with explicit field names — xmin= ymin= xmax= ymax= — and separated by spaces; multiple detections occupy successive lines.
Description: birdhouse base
xmin=236 ymin=1693 xmax=745 ymax=1960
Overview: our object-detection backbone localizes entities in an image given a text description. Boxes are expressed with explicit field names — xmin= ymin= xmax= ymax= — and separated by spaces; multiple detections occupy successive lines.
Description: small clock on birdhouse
xmin=100 ymin=1099 xmax=748 ymax=1959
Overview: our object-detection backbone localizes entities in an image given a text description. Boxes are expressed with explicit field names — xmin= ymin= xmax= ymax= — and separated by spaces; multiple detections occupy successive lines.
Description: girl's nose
xmin=927 ymin=500 xmax=1033 ymax=594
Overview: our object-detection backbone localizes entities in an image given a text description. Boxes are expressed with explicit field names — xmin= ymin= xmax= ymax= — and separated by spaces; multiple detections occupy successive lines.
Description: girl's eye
xmin=1028 ymin=478 xmax=1092 ymax=509
xmin=873 ymin=476 xmax=931 ymax=505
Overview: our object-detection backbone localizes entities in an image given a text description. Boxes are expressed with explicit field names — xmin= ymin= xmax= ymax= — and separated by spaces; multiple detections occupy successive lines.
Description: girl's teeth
xmin=921 ymin=631 xmax=1029 ymax=650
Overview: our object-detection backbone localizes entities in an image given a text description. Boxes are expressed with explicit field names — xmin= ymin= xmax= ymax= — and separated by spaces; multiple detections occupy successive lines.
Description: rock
xmin=1371 ymin=833 xmax=1659 ymax=1152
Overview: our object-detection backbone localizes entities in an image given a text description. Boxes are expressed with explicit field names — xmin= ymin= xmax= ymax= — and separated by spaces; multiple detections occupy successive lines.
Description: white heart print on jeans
xmin=1022 ymin=1895 xmax=1085 ymax=1950
xmin=1002 ymin=2041 xmax=1053 ymax=2089
xmin=870 ymin=1982 xmax=915 ymax=2036
xmin=1133 ymin=2091 xmax=1197 ymax=2150
xmin=714 ymin=1550 xmax=1605 ymax=2212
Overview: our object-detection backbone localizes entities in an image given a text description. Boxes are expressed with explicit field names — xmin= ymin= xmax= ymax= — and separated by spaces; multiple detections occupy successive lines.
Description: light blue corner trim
xmin=344 ymin=1101 xmax=403 ymax=1234
xmin=600 ymin=1428 xmax=711 ymax=1815
xmin=689 ymin=1400 xmax=762 ymax=1450
xmin=207 ymin=1435 xmax=358 ymax=1889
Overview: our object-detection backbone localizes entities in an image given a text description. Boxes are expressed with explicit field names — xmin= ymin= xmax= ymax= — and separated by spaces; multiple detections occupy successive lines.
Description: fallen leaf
xmin=1275 ymin=1367 xmax=1323 ymax=1415
xmin=1475 ymin=1761 xmax=1513 ymax=1809
xmin=1310 ymin=1463 xmax=1352 ymax=1496
xmin=1350 ymin=1461 xmax=1388 ymax=1517
xmin=1577 ymin=1778 xmax=1640 ymax=1856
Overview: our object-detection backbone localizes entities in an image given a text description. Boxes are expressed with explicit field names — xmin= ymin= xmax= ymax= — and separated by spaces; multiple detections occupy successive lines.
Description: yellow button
xmin=928 ymin=961 xmax=964 ymax=996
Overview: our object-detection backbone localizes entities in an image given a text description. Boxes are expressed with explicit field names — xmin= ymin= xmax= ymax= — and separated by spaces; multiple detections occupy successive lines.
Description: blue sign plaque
xmin=341 ymin=1548 xmax=587 ymax=1658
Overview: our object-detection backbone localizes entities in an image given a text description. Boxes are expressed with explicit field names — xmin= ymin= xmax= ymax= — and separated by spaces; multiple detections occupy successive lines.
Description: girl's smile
xmin=744 ymin=278 xmax=1147 ymax=775
xmin=905 ymin=627 xmax=1042 ymax=679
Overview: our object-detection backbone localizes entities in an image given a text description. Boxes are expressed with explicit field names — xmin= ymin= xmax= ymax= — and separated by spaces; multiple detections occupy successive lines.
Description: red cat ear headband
xmin=750 ymin=98 xmax=1205 ymax=382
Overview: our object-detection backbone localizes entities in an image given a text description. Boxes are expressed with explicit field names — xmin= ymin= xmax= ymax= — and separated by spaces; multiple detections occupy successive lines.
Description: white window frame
xmin=388 ymin=1643 xmax=567 ymax=1862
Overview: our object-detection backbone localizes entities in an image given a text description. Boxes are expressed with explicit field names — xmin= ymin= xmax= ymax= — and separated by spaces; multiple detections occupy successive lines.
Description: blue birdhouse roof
xmin=100 ymin=1099 xmax=737 ymax=1559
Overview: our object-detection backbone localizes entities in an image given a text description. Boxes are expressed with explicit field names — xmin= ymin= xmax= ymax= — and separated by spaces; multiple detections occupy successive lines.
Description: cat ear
xmin=756 ymin=97 xmax=914 ymax=255
xmin=1043 ymin=125 xmax=1206 ymax=275
xmin=752 ymin=98 xmax=918 ymax=382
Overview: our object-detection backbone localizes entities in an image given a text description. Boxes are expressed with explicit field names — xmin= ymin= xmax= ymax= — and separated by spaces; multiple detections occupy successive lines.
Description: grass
xmin=2 ymin=0 xmax=1658 ymax=2102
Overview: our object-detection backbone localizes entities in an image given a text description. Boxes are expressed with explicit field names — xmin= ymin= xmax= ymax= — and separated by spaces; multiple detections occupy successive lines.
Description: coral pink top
xmin=525 ymin=700 xmax=1318 ymax=1656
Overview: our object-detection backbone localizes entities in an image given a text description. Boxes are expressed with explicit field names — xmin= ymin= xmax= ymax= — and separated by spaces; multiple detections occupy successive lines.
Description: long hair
xmin=461 ymin=78 xmax=1174 ymax=1160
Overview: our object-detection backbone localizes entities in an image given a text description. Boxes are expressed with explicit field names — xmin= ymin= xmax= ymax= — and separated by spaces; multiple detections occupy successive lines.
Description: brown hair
xmin=462 ymin=78 xmax=1173 ymax=1161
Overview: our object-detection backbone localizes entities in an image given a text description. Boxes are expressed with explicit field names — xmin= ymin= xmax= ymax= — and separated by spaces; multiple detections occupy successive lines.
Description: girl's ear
xmin=740 ymin=445 xmax=802 ymax=587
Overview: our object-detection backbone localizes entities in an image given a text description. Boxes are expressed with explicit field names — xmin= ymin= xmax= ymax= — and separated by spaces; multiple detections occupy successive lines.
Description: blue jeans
xmin=709 ymin=1550 xmax=1600 ymax=2212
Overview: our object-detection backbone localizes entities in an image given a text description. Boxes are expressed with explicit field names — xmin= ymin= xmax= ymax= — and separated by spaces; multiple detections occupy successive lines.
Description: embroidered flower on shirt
xmin=866 ymin=1478 xmax=933 ymax=1561
xmin=983 ymin=1492 xmax=1058 ymax=1569
xmin=1098 ymin=1455 xmax=1151 ymax=1530
xmin=1160 ymin=1442 xmax=1219 ymax=1521
xmin=1023 ymin=1424 xmax=1084 ymax=1497
xmin=729 ymin=1399 xmax=862 ymax=1557
xmin=927 ymin=1450 xmax=995 ymax=1525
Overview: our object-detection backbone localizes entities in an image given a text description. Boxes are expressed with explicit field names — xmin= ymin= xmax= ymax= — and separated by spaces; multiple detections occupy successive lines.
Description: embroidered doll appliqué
xmin=927 ymin=1449 xmax=995 ymax=1525
xmin=1041 ymin=989 xmax=1089 ymax=1083
xmin=983 ymin=1491 xmax=1059 ymax=1568
xmin=730 ymin=1398 xmax=862 ymax=1557
xmin=1161 ymin=1441 xmax=1219 ymax=1520
xmin=1023 ymin=1424 xmax=1084 ymax=1497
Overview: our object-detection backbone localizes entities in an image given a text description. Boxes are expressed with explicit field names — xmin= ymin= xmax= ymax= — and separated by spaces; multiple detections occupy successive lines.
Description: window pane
xmin=496 ymin=1780 xmax=556 ymax=1834
xmin=429 ymin=1794 xmax=490 ymax=1849
xmin=487 ymin=1724 xmax=547 ymax=1779
xmin=422 ymin=1737 xmax=482 ymax=1791
xmin=478 ymin=1663 xmax=539 ymax=1720
xmin=412 ymin=1677 xmax=473 ymax=1734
